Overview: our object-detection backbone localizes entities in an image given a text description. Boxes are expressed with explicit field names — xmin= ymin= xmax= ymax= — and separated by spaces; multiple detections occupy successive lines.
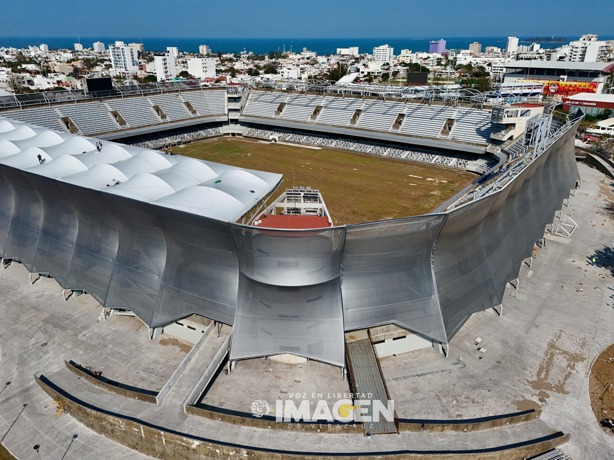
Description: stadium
xmin=0 ymin=80 xmax=609 ymax=459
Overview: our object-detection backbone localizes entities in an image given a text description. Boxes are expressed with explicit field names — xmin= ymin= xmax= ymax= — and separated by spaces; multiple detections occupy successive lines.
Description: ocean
xmin=1 ymin=36 xmax=607 ymax=55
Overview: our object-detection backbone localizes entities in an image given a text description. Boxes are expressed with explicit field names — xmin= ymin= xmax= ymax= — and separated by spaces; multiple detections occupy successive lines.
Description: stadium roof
xmin=504 ymin=60 xmax=614 ymax=73
xmin=0 ymin=118 xmax=282 ymax=223
xmin=564 ymin=92 xmax=614 ymax=103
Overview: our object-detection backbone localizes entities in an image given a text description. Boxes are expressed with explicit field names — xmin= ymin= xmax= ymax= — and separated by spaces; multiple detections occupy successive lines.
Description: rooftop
xmin=564 ymin=92 xmax=614 ymax=102
xmin=505 ymin=60 xmax=614 ymax=72
xmin=0 ymin=118 xmax=282 ymax=223
xmin=254 ymin=214 xmax=331 ymax=230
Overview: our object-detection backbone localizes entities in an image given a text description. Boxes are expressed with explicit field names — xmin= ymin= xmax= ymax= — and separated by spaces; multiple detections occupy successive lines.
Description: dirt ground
xmin=589 ymin=344 xmax=614 ymax=434
xmin=178 ymin=138 xmax=476 ymax=225
xmin=0 ymin=444 xmax=15 ymax=460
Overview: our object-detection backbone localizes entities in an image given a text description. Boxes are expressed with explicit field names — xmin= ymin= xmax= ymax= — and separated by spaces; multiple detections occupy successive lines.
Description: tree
xmin=6 ymin=74 xmax=23 ymax=93
xmin=227 ymin=67 xmax=237 ymax=78
xmin=458 ymin=64 xmax=492 ymax=92
xmin=178 ymin=70 xmax=192 ymax=79
xmin=381 ymin=72 xmax=390 ymax=82
xmin=407 ymin=63 xmax=429 ymax=73
xmin=247 ymin=68 xmax=260 ymax=77
xmin=263 ymin=65 xmax=278 ymax=75
xmin=69 ymin=66 xmax=81 ymax=78
xmin=326 ymin=63 xmax=348 ymax=82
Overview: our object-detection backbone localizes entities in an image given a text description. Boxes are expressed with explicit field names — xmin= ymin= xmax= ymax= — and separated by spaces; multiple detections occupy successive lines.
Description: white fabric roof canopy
xmin=0 ymin=117 xmax=282 ymax=222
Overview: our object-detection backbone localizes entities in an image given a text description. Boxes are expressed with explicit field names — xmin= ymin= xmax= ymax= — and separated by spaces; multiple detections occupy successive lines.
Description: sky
xmin=3 ymin=0 xmax=613 ymax=38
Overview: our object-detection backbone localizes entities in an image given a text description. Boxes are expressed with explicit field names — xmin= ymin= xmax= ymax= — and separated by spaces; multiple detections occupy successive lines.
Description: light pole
xmin=0 ymin=381 xmax=10 ymax=397
xmin=60 ymin=434 xmax=78 ymax=460
xmin=0 ymin=403 xmax=27 ymax=443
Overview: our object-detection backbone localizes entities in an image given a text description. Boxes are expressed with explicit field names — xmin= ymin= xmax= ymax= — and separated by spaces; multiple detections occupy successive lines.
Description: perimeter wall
xmin=0 ymin=118 xmax=580 ymax=367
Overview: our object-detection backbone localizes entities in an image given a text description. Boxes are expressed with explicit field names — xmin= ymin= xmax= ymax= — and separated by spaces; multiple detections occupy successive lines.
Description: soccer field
xmin=178 ymin=137 xmax=476 ymax=225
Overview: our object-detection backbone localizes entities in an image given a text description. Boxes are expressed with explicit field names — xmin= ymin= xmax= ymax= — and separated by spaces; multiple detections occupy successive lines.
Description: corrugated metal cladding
xmin=0 ymin=117 xmax=579 ymax=368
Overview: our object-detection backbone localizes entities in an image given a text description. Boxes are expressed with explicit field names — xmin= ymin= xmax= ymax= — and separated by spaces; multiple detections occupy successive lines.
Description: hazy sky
xmin=4 ymin=0 xmax=613 ymax=38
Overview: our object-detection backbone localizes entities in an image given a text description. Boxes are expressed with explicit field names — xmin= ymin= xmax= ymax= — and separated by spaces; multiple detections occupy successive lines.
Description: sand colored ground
xmin=0 ymin=444 xmax=15 ymax=460
xmin=589 ymin=344 xmax=614 ymax=434
xmin=177 ymin=138 xmax=476 ymax=225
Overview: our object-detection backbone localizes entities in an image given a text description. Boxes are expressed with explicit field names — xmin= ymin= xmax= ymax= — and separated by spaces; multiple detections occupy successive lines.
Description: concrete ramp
xmin=586 ymin=152 xmax=614 ymax=179
xmin=345 ymin=334 xmax=397 ymax=435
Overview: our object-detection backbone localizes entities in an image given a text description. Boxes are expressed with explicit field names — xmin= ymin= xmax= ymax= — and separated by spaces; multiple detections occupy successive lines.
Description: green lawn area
xmin=177 ymin=137 xmax=475 ymax=225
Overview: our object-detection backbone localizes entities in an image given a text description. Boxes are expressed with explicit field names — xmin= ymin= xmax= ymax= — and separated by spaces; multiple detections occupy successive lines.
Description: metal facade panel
xmin=63 ymin=184 xmax=119 ymax=303
xmin=28 ymin=173 xmax=78 ymax=286
xmin=3 ymin=170 xmax=43 ymax=268
xmin=0 ymin=168 xmax=15 ymax=256
xmin=342 ymin=216 xmax=447 ymax=343
xmin=104 ymin=195 xmax=166 ymax=324
xmin=435 ymin=125 xmax=580 ymax=339
xmin=230 ymin=225 xmax=346 ymax=365
xmin=434 ymin=193 xmax=501 ymax=337
xmin=151 ymin=210 xmax=238 ymax=327
xmin=231 ymin=226 xmax=345 ymax=287
xmin=230 ymin=274 xmax=345 ymax=367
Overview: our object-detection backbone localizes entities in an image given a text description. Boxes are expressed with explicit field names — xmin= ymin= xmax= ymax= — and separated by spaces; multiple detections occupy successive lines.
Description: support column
xmin=149 ymin=326 xmax=163 ymax=341
xmin=524 ymin=257 xmax=533 ymax=267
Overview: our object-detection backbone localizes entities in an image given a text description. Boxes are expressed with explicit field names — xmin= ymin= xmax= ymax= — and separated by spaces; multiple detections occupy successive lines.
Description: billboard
xmin=516 ymin=79 xmax=598 ymax=97
xmin=406 ymin=72 xmax=429 ymax=86
xmin=84 ymin=77 xmax=113 ymax=93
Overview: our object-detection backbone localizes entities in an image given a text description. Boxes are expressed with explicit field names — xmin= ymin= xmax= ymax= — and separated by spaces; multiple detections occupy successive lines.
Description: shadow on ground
xmin=602 ymin=202 xmax=614 ymax=218
xmin=588 ymin=246 xmax=614 ymax=277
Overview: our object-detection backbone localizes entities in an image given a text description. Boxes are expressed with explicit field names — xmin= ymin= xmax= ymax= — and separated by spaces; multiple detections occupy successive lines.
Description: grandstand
xmin=0 ymin=83 xmax=502 ymax=179
xmin=241 ymin=90 xmax=493 ymax=152
xmin=1 ymin=88 xmax=228 ymax=137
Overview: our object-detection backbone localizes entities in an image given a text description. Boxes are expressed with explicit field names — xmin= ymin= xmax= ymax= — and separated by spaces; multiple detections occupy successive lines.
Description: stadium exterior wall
xmin=0 ymin=120 xmax=579 ymax=368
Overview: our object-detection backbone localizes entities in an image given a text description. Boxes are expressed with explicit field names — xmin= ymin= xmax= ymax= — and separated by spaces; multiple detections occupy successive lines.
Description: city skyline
xmin=3 ymin=0 xmax=613 ymax=39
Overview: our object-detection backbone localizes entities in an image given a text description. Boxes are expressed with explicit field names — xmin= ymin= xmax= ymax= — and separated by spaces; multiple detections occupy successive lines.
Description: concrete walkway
xmin=160 ymin=328 xmax=229 ymax=409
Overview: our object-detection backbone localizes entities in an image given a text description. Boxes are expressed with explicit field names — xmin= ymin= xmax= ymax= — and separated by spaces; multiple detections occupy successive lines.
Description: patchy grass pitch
xmin=178 ymin=138 xmax=476 ymax=225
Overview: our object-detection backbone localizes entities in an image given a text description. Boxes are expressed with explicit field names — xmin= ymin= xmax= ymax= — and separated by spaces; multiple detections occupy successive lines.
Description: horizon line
xmin=2 ymin=34 xmax=610 ymax=40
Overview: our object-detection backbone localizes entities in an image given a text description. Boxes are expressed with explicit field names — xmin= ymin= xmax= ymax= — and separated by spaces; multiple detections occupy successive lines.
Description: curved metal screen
xmin=0 ymin=117 xmax=580 ymax=366
xmin=342 ymin=216 xmax=447 ymax=343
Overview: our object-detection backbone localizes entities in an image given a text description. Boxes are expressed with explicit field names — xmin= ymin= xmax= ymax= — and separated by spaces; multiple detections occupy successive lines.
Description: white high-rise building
xmin=568 ymin=34 xmax=609 ymax=62
xmin=154 ymin=54 xmax=177 ymax=82
xmin=128 ymin=43 xmax=144 ymax=55
xmin=93 ymin=41 xmax=105 ymax=53
xmin=39 ymin=44 xmax=49 ymax=54
xmin=469 ymin=42 xmax=482 ymax=55
xmin=506 ymin=37 xmax=519 ymax=55
xmin=187 ymin=57 xmax=217 ymax=79
xmin=279 ymin=66 xmax=300 ymax=79
xmin=199 ymin=44 xmax=212 ymax=56
xmin=109 ymin=41 xmax=139 ymax=73
xmin=373 ymin=44 xmax=394 ymax=63
xmin=337 ymin=47 xmax=359 ymax=57
xmin=166 ymin=47 xmax=179 ymax=58
xmin=74 ymin=43 xmax=83 ymax=51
